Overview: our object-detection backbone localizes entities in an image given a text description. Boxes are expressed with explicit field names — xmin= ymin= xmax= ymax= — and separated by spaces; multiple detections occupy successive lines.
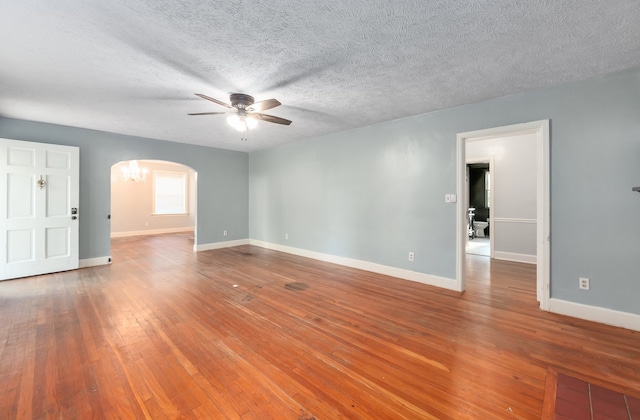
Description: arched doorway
xmin=110 ymin=159 xmax=198 ymax=251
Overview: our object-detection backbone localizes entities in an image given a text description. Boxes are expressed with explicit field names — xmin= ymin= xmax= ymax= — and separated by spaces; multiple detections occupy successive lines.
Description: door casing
xmin=456 ymin=120 xmax=550 ymax=309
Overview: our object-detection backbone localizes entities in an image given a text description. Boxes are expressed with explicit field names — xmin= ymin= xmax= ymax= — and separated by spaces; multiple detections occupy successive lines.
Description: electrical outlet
xmin=223 ymin=230 xmax=227 ymax=236
xmin=579 ymin=277 xmax=590 ymax=290
xmin=408 ymin=252 xmax=414 ymax=262
xmin=285 ymin=233 xmax=289 ymax=240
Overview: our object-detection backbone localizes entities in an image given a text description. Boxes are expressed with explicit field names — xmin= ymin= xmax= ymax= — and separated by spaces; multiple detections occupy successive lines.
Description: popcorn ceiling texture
xmin=1 ymin=0 xmax=639 ymax=152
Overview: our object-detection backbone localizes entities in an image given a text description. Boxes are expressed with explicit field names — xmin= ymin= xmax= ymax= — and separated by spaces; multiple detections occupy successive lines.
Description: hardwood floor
xmin=1 ymin=233 xmax=639 ymax=419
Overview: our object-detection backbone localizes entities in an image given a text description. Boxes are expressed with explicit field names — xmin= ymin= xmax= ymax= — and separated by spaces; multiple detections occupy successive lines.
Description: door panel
xmin=7 ymin=229 xmax=34 ymax=263
xmin=7 ymin=146 xmax=35 ymax=167
xmin=45 ymin=150 xmax=70 ymax=169
xmin=46 ymin=227 xmax=69 ymax=258
xmin=1 ymin=138 xmax=79 ymax=280
xmin=46 ymin=175 xmax=70 ymax=217
xmin=8 ymin=173 xmax=34 ymax=217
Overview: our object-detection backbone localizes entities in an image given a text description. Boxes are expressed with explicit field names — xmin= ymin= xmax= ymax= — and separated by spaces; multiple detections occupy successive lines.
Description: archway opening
xmin=110 ymin=160 xmax=198 ymax=253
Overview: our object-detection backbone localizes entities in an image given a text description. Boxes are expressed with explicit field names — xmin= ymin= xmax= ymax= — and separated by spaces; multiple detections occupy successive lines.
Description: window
xmin=154 ymin=171 xmax=187 ymax=215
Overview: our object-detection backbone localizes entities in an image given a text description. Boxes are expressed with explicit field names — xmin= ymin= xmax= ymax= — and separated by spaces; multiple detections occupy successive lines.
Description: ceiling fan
xmin=188 ymin=93 xmax=292 ymax=136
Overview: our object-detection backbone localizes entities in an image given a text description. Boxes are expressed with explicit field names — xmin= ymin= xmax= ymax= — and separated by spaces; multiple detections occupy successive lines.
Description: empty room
xmin=1 ymin=1 xmax=640 ymax=418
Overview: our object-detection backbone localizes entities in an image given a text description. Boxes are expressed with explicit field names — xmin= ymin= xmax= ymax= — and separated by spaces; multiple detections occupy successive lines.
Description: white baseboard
xmin=195 ymin=238 xmax=250 ymax=252
xmin=111 ymin=227 xmax=194 ymax=238
xmin=249 ymin=240 xmax=458 ymax=291
xmin=549 ymin=298 xmax=640 ymax=332
xmin=493 ymin=251 xmax=536 ymax=264
xmin=79 ymin=256 xmax=112 ymax=268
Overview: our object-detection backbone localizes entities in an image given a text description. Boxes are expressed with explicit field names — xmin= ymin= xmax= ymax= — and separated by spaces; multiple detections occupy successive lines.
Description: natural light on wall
xmin=154 ymin=171 xmax=187 ymax=215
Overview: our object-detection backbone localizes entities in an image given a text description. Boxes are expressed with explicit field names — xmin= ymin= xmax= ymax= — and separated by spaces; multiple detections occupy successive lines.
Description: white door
xmin=0 ymin=138 xmax=79 ymax=280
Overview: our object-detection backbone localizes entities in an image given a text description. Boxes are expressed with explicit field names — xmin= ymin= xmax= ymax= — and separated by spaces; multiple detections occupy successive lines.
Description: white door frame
xmin=456 ymin=120 xmax=550 ymax=310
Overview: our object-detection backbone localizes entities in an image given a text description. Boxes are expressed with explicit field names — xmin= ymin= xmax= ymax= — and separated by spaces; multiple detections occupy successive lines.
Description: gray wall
xmin=249 ymin=120 xmax=457 ymax=279
xmin=0 ymin=118 xmax=249 ymax=260
xmin=249 ymin=68 xmax=640 ymax=315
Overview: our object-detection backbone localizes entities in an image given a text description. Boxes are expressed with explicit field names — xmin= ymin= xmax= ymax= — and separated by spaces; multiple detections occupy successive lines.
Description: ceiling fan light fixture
xmin=245 ymin=116 xmax=258 ymax=130
xmin=226 ymin=114 xmax=243 ymax=131
xmin=226 ymin=114 xmax=258 ymax=132
xmin=226 ymin=114 xmax=238 ymax=127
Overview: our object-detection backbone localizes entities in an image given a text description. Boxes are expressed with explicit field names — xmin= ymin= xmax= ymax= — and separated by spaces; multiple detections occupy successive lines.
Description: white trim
xmin=549 ymin=298 xmax=640 ymax=332
xmin=110 ymin=227 xmax=193 ymax=238
xmin=456 ymin=138 xmax=466 ymax=292
xmin=79 ymin=256 xmax=112 ymax=268
xmin=195 ymin=238 xmax=250 ymax=252
xmin=538 ymin=120 xmax=551 ymax=309
xmin=493 ymin=251 xmax=536 ymax=264
xmin=457 ymin=120 xmax=550 ymax=307
xmin=250 ymin=240 xmax=458 ymax=291
xmin=493 ymin=218 xmax=537 ymax=224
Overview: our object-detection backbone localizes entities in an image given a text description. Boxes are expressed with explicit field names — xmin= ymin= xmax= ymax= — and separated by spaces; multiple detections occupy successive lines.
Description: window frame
xmin=152 ymin=170 xmax=188 ymax=216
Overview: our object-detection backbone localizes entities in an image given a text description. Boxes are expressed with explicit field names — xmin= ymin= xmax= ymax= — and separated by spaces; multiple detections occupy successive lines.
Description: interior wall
xmin=467 ymin=134 xmax=537 ymax=259
xmin=0 ymin=118 xmax=249 ymax=259
xmin=249 ymin=68 xmax=640 ymax=315
xmin=111 ymin=160 xmax=196 ymax=236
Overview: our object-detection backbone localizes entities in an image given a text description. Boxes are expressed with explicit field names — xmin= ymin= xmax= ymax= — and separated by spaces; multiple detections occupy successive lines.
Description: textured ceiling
xmin=1 ymin=1 xmax=640 ymax=152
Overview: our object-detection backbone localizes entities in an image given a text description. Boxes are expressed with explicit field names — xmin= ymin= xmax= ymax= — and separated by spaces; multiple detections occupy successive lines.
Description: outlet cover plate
xmin=579 ymin=277 xmax=590 ymax=290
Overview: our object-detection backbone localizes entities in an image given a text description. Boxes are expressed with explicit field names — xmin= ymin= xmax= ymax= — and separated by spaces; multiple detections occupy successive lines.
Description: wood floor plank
xmin=1 ymin=233 xmax=639 ymax=418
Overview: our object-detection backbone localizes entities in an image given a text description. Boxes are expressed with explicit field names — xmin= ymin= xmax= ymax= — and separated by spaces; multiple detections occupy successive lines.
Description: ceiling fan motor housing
xmin=230 ymin=93 xmax=255 ymax=109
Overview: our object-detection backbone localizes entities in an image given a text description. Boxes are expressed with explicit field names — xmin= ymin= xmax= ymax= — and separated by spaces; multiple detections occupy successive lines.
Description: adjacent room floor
xmin=1 ymin=233 xmax=638 ymax=418
xmin=466 ymin=236 xmax=490 ymax=257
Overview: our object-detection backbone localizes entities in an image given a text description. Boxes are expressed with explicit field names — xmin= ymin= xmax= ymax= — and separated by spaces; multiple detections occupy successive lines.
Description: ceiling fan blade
xmin=194 ymin=93 xmax=233 ymax=108
xmin=252 ymin=113 xmax=292 ymax=125
xmin=188 ymin=111 xmax=234 ymax=116
xmin=248 ymin=98 xmax=281 ymax=112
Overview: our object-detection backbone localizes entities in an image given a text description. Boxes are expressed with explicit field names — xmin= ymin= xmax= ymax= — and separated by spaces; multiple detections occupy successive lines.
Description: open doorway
xmin=456 ymin=120 xmax=550 ymax=309
xmin=110 ymin=160 xmax=198 ymax=252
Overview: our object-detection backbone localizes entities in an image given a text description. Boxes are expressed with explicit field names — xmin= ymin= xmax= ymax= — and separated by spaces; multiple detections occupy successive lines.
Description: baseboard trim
xmin=549 ymin=298 xmax=640 ymax=332
xmin=195 ymin=239 xmax=250 ymax=252
xmin=111 ymin=227 xmax=194 ymax=238
xmin=79 ymin=256 xmax=112 ymax=268
xmin=493 ymin=251 xmax=536 ymax=264
xmin=249 ymin=240 xmax=459 ymax=291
